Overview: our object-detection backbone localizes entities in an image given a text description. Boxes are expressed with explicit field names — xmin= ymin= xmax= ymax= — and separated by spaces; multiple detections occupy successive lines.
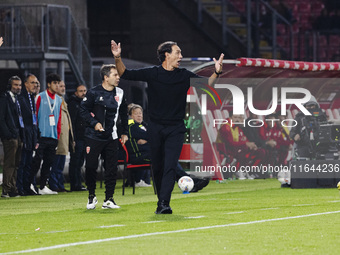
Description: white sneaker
xmin=30 ymin=184 xmax=38 ymax=195
xmin=102 ymin=198 xmax=120 ymax=209
xmin=135 ymin=180 xmax=152 ymax=187
xmin=246 ymin=173 xmax=255 ymax=180
xmin=87 ymin=195 xmax=98 ymax=210
xmin=236 ymin=171 xmax=247 ymax=180
xmin=39 ymin=186 xmax=58 ymax=195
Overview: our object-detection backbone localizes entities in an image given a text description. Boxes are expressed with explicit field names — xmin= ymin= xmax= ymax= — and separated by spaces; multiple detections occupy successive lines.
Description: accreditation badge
xmin=49 ymin=115 xmax=55 ymax=126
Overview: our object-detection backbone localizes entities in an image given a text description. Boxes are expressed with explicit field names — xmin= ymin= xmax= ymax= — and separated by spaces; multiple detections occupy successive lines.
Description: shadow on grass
xmin=148 ymin=214 xmax=187 ymax=222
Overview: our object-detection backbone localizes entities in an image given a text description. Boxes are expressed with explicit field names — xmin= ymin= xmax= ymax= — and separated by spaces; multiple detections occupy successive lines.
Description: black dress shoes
xmin=155 ymin=200 xmax=172 ymax=214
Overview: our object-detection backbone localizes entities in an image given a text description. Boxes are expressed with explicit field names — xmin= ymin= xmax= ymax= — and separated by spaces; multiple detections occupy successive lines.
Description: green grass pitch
xmin=1 ymin=179 xmax=340 ymax=254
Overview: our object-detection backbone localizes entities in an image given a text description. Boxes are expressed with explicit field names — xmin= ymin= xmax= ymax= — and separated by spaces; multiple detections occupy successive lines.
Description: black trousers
xmin=30 ymin=137 xmax=58 ymax=189
xmin=85 ymin=137 xmax=118 ymax=199
xmin=18 ymin=148 xmax=34 ymax=193
xmin=69 ymin=139 xmax=86 ymax=190
xmin=148 ymin=120 xmax=186 ymax=205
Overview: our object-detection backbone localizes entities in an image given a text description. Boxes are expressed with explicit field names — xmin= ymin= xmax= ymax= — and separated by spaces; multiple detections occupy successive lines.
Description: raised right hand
xmin=111 ymin=40 xmax=121 ymax=57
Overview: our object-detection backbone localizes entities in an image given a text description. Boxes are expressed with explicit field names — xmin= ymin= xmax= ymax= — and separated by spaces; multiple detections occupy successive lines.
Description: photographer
xmin=290 ymin=96 xmax=328 ymax=159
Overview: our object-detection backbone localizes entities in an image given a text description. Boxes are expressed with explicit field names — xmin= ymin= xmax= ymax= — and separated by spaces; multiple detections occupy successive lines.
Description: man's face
xmin=48 ymin=80 xmax=59 ymax=94
xmin=231 ymin=114 xmax=244 ymax=126
xmin=58 ymin=81 xmax=66 ymax=96
xmin=25 ymin=75 xmax=38 ymax=94
xmin=36 ymin=81 xmax=41 ymax=93
xmin=11 ymin=79 xmax=22 ymax=95
xmin=75 ymin=85 xmax=87 ymax=99
xmin=130 ymin=108 xmax=143 ymax=123
xmin=106 ymin=68 xmax=120 ymax=88
xmin=166 ymin=45 xmax=183 ymax=69
xmin=306 ymin=104 xmax=317 ymax=113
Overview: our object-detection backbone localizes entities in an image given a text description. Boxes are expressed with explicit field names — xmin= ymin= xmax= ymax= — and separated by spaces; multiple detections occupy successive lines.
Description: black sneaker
xmin=9 ymin=192 xmax=20 ymax=197
xmin=191 ymin=178 xmax=210 ymax=192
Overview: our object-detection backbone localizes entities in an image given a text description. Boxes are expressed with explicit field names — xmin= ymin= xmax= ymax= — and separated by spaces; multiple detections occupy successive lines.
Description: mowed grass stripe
xmin=2 ymin=210 xmax=340 ymax=255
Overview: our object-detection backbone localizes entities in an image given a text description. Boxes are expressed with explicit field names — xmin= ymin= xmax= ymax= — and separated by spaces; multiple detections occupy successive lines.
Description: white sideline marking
xmin=259 ymin=208 xmax=279 ymax=211
xmin=98 ymin=225 xmax=125 ymax=228
xmin=224 ymin=211 xmax=244 ymax=214
xmin=292 ymin=204 xmax=315 ymax=207
xmin=2 ymin=210 xmax=340 ymax=254
xmin=328 ymin=200 xmax=340 ymax=203
xmin=141 ymin=221 xmax=165 ymax=224
xmin=45 ymin=230 xmax=70 ymax=234
xmin=184 ymin=216 xmax=206 ymax=219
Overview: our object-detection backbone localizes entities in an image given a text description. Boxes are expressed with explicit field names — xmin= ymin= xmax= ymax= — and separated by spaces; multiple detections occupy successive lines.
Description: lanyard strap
xmin=15 ymin=96 xmax=22 ymax=116
xmin=45 ymin=90 xmax=56 ymax=114
xmin=28 ymin=93 xmax=35 ymax=113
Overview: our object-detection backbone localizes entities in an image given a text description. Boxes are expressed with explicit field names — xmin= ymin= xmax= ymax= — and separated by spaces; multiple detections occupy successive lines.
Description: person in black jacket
xmin=67 ymin=84 xmax=87 ymax=191
xmin=290 ymin=97 xmax=328 ymax=159
xmin=0 ymin=76 xmax=24 ymax=197
xmin=111 ymin=40 xmax=223 ymax=214
xmin=126 ymin=103 xmax=210 ymax=191
xmin=16 ymin=74 xmax=39 ymax=196
xmin=80 ymin=64 xmax=128 ymax=210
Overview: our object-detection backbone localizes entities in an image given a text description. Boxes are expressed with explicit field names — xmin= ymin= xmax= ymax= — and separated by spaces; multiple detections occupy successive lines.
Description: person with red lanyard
xmin=29 ymin=73 xmax=62 ymax=195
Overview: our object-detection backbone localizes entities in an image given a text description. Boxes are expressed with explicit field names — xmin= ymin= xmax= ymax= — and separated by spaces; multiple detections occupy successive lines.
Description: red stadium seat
xmin=277 ymin=36 xmax=287 ymax=47
xmin=119 ymin=139 xmax=157 ymax=196
xmin=299 ymin=3 xmax=311 ymax=13
xmin=329 ymin=35 xmax=340 ymax=46
xmin=292 ymin=23 xmax=300 ymax=34
xmin=311 ymin=2 xmax=325 ymax=15
xmin=318 ymin=48 xmax=327 ymax=61
xmin=233 ymin=2 xmax=245 ymax=13
xmin=276 ymin=24 xmax=286 ymax=35
xmin=318 ymin=35 xmax=327 ymax=47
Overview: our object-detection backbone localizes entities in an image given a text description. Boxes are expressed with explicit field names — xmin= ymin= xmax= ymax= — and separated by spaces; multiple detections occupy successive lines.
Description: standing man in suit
xmin=17 ymin=74 xmax=39 ymax=196
xmin=0 ymin=76 xmax=24 ymax=197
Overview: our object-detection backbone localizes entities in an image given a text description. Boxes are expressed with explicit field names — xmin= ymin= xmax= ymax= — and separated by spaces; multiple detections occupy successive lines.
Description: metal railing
xmin=194 ymin=0 xmax=294 ymax=59
xmin=0 ymin=4 xmax=92 ymax=87
xmin=257 ymin=0 xmax=294 ymax=59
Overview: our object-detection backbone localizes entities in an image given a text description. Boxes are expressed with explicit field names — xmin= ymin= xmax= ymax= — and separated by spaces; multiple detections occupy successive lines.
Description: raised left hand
xmin=213 ymin=53 xmax=224 ymax=73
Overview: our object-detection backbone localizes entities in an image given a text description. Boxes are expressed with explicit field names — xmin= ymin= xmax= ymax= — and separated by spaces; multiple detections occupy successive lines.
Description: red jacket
xmin=259 ymin=122 xmax=291 ymax=149
xmin=218 ymin=121 xmax=249 ymax=155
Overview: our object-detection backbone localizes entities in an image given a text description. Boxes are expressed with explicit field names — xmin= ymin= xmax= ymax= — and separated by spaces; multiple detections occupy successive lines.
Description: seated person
xmin=217 ymin=112 xmax=266 ymax=179
xmin=258 ymin=113 xmax=279 ymax=166
xmin=276 ymin=114 xmax=293 ymax=166
xmin=126 ymin=103 xmax=209 ymax=192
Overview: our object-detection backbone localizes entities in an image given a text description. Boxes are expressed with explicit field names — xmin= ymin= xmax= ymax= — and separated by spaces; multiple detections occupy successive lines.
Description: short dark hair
xmin=76 ymin=84 xmax=87 ymax=90
xmin=100 ymin=64 xmax=117 ymax=81
xmin=24 ymin=73 xmax=36 ymax=83
xmin=46 ymin=73 xmax=61 ymax=84
xmin=8 ymin=76 xmax=21 ymax=90
xmin=157 ymin=41 xmax=177 ymax=63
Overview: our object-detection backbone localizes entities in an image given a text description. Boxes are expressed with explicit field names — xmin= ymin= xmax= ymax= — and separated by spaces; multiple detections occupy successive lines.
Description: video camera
xmin=300 ymin=113 xmax=340 ymax=160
